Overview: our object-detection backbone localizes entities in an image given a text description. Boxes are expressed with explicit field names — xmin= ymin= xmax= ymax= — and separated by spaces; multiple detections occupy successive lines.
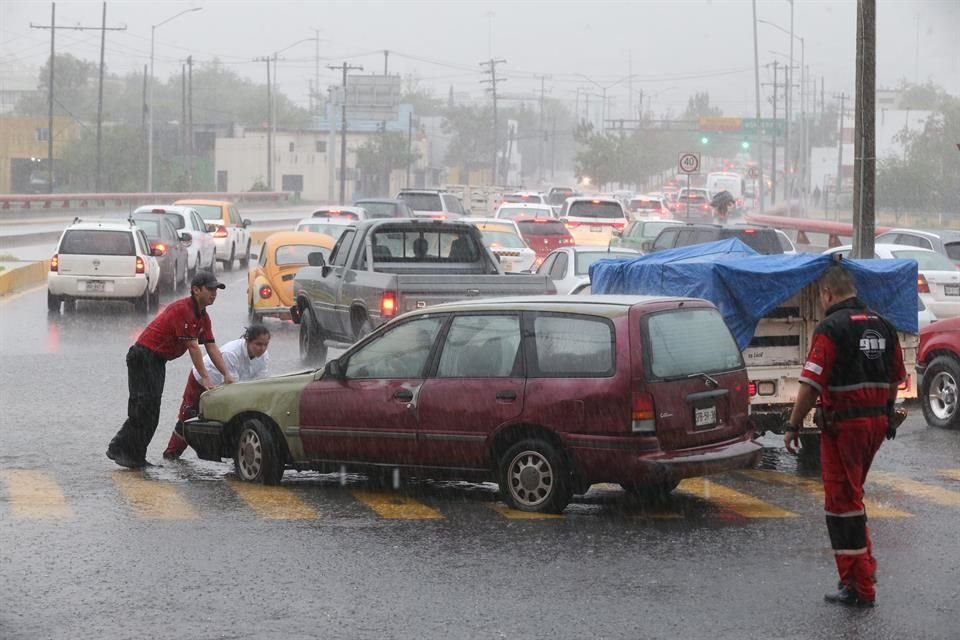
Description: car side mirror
xmin=179 ymin=231 xmax=193 ymax=246
xmin=612 ymin=230 xmax=622 ymax=238
xmin=206 ymin=224 xmax=217 ymax=233
xmin=641 ymin=240 xmax=653 ymax=252
xmin=307 ymin=251 xmax=326 ymax=267
xmin=243 ymin=219 xmax=252 ymax=228
xmin=323 ymin=358 xmax=346 ymax=380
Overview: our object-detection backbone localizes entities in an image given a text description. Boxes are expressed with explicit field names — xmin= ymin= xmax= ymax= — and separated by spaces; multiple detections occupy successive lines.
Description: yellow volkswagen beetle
xmin=248 ymin=231 xmax=336 ymax=322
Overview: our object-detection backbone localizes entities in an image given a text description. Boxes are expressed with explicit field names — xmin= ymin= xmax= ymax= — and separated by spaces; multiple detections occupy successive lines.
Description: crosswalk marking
xmin=492 ymin=505 xmax=564 ymax=520
xmin=739 ymin=470 xmax=912 ymax=518
xmin=937 ymin=469 xmax=960 ymax=482
xmin=678 ymin=477 xmax=797 ymax=518
xmin=0 ymin=470 xmax=71 ymax=520
xmin=352 ymin=490 xmax=443 ymax=520
xmin=871 ymin=472 xmax=960 ymax=506
xmin=227 ymin=480 xmax=318 ymax=520
xmin=112 ymin=470 xmax=198 ymax=520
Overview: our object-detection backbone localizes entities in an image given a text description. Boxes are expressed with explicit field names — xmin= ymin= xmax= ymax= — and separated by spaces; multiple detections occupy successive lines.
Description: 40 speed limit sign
xmin=678 ymin=152 xmax=701 ymax=174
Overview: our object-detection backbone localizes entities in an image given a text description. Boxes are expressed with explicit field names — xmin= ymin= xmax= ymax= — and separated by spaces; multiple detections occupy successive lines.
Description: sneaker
xmin=824 ymin=585 xmax=875 ymax=608
xmin=106 ymin=447 xmax=146 ymax=469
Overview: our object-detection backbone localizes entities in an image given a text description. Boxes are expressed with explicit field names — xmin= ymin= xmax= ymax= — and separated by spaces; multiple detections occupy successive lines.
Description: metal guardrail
xmin=0 ymin=192 xmax=292 ymax=210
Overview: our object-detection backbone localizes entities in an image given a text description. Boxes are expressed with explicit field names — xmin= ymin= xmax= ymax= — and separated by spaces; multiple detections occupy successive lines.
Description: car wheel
xmin=499 ymin=438 xmax=572 ymax=514
xmin=171 ymin=261 xmax=181 ymax=293
xmin=224 ymin=243 xmax=236 ymax=272
xmin=150 ymin=283 xmax=160 ymax=309
xmin=208 ymin=251 xmax=217 ymax=273
xmin=239 ymin=241 xmax=251 ymax=268
xmin=62 ymin=297 xmax=76 ymax=313
xmin=248 ymin=295 xmax=261 ymax=324
xmin=234 ymin=416 xmax=284 ymax=485
xmin=47 ymin=290 xmax=61 ymax=313
xmin=351 ymin=309 xmax=373 ymax=341
xmin=298 ymin=306 xmax=328 ymax=365
xmin=620 ymin=479 xmax=680 ymax=502
xmin=189 ymin=254 xmax=200 ymax=280
xmin=134 ymin=286 xmax=150 ymax=313
xmin=921 ymin=355 xmax=960 ymax=429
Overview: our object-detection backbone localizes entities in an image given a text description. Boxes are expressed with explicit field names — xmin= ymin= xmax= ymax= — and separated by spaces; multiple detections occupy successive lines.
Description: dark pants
xmin=109 ymin=344 xmax=167 ymax=462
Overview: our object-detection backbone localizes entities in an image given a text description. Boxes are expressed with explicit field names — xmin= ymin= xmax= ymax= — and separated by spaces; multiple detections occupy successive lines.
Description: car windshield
xmin=59 ymin=229 xmax=135 ymax=256
xmin=275 ymin=244 xmax=330 ymax=266
xmin=517 ymin=220 xmax=567 ymax=236
xmin=398 ymin=193 xmax=443 ymax=211
xmin=574 ymin=251 xmax=635 ymax=275
xmin=891 ymin=250 xmax=959 ymax=271
xmin=645 ymin=308 xmax=744 ymax=378
xmin=190 ymin=205 xmax=223 ymax=221
xmin=634 ymin=221 xmax=673 ymax=239
xmin=480 ymin=230 xmax=527 ymax=249
xmin=568 ymin=201 xmax=623 ymax=219
xmin=355 ymin=202 xmax=398 ymax=217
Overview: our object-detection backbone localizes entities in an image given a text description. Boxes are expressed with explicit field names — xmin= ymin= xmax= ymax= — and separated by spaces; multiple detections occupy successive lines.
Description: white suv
xmin=396 ymin=189 xmax=466 ymax=218
xmin=48 ymin=219 xmax=161 ymax=314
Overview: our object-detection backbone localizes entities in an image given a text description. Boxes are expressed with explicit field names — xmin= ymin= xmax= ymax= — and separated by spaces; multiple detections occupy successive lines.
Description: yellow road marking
xmin=740 ymin=470 xmax=911 ymax=518
xmin=678 ymin=477 xmax=796 ymax=518
xmin=0 ymin=470 xmax=72 ymax=519
xmin=937 ymin=469 xmax=960 ymax=482
xmin=871 ymin=472 xmax=960 ymax=506
xmin=228 ymin=480 xmax=318 ymax=520
xmin=492 ymin=505 xmax=564 ymax=520
xmin=352 ymin=490 xmax=443 ymax=520
xmin=112 ymin=470 xmax=198 ymax=520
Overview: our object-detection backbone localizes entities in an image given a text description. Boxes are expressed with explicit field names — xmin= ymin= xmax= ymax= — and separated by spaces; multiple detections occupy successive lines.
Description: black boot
xmin=824 ymin=585 xmax=875 ymax=607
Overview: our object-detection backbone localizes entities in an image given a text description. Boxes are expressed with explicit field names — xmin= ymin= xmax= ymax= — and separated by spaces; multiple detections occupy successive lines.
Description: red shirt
xmin=136 ymin=297 xmax=214 ymax=361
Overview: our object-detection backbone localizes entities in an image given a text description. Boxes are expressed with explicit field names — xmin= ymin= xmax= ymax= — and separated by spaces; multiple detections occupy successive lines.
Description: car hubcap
xmin=508 ymin=450 xmax=553 ymax=508
xmin=929 ymin=371 xmax=958 ymax=420
xmin=237 ymin=429 xmax=262 ymax=480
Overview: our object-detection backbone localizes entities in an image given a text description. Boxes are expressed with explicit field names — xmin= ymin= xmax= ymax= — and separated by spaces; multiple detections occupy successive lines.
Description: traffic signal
xmin=741 ymin=140 xmax=750 ymax=150
xmin=699 ymin=136 xmax=709 ymax=145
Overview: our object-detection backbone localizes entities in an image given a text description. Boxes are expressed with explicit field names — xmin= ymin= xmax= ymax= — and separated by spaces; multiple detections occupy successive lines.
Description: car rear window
xmin=517 ymin=220 xmax=567 ymax=236
xmin=532 ymin=315 xmax=614 ymax=377
xmin=502 ymin=194 xmax=543 ymax=204
xmin=355 ymin=202 xmax=398 ymax=218
xmin=499 ymin=206 xmax=552 ymax=219
xmin=479 ymin=229 xmax=527 ymax=249
xmin=891 ymin=249 xmax=958 ymax=271
xmin=568 ymin=201 xmax=624 ymax=219
xmin=720 ymin=229 xmax=783 ymax=254
xmin=313 ymin=209 xmax=360 ymax=220
xmin=398 ymin=193 xmax=443 ymax=212
xmin=574 ymin=251 xmax=636 ymax=275
xmin=59 ymin=229 xmax=135 ymax=256
xmin=629 ymin=199 xmax=662 ymax=211
xmin=296 ymin=222 xmax=348 ymax=239
xmin=372 ymin=229 xmax=480 ymax=262
xmin=131 ymin=218 xmax=163 ymax=238
xmin=275 ymin=244 xmax=330 ymax=266
xmin=945 ymin=242 xmax=960 ymax=262
xmin=191 ymin=205 xmax=223 ymax=221
xmin=645 ymin=308 xmax=744 ymax=378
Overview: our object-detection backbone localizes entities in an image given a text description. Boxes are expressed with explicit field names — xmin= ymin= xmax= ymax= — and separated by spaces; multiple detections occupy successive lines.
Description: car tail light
xmin=748 ymin=382 xmax=757 ymax=396
xmin=135 ymin=256 xmax=145 ymax=274
xmin=259 ymin=285 xmax=273 ymax=299
xmin=212 ymin=226 xmax=228 ymax=238
xmin=564 ymin=220 xmax=580 ymax=227
xmin=612 ymin=222 xmax=626 ymax=230
xmin=917 ymin=274 xmax=930 ymax=293
xmin=152 ymin=242 xmax=166 ymax=256
xmin=50 ymin=254 xmax=58 ymax=272
xmin=631 ymin=391 xmax=656 ymax=434
xmin=381 ymin=290 xmax=398 ymax=318
xmin=743 ymin=228 xmax=756 ymax=234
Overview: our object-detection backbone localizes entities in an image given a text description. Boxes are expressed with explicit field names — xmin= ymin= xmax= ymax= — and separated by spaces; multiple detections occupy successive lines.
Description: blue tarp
xmin=590 ymin=238 xmax=919 ymax=349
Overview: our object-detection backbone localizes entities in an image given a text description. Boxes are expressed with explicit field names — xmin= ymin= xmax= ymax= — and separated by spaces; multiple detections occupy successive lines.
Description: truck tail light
xmin=259 ymin=285 xmax=273 ymax=299
xmin=381 ymin=290 xmax=397 ymax=318
xmin=748 ymin=382 xmax=757 ymax=396
xmin=212 ymin=226 xmax=228 ymax=239
xmin=135 ymin=256 xmax=146 ymax=274
xmin=917 ymin=274 xmax=930 ymax=293
xmin=50 ymin=254 xmax=58 ymax=272
xmin=631 ymin=391 xmax=656 ymax=434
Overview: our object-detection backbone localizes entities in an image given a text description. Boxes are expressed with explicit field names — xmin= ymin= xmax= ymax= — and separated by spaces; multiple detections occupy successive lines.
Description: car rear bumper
xmin=927 ymin=299 xmax=960 ymax=319
xmin=48 ymin=273 xmax=149 ymax=299
xmin=182 ymin=417 xmax=227 ymax=461
xmin=253 ymin=303 xmax=292 ymax=319
xmin=567 ymin=432 xmax=762 ymax=485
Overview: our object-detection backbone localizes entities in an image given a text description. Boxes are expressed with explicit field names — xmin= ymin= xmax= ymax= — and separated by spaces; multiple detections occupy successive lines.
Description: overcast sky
xmin=2 ymin=0 xmax=958 ymax=120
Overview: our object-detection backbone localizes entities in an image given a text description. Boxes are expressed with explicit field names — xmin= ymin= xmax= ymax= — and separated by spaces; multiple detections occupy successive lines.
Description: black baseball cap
xmin=191 ymin=270 xmax=225 ymax=290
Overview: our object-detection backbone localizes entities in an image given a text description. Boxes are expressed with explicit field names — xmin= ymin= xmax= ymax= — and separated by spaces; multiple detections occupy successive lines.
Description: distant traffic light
xmin=741 ymin=140 xmax=750 ymax=150
xmin=699 ymin=136 xmax=710 ymax=145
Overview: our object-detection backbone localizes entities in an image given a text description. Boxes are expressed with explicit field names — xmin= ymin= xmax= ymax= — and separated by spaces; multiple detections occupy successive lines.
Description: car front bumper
xmin=182 ymin=417 xmax=228 ymax=461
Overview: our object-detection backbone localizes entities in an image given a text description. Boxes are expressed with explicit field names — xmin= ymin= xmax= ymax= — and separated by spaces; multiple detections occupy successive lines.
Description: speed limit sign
xmin=678 ymin=152 xmax=701 ymax=174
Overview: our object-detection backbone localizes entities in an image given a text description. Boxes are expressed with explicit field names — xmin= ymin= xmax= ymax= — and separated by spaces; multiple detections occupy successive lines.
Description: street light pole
xmin=147 ymin=7 xmax=202 ymax=193
xmin=752 ymin=0 xmax=766 ymax=213
xmin=786 ymin=0 xmax=794 ymax=204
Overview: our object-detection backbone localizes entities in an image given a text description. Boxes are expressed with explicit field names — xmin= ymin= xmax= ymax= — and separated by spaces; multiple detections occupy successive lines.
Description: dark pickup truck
xmin=291 ymin=219 xmax=555 ymax=363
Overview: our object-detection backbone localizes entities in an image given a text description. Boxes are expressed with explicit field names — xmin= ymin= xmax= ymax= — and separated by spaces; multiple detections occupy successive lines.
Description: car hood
xmin=199 ymin=370 xmax=315 ymax=427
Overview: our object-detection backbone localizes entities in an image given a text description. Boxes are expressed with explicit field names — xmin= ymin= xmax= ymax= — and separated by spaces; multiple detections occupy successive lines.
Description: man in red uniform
xmin=784 ymin=265 xmax=905 ymax=607
xmin=106 ymin=271 xmax=236 ymax=468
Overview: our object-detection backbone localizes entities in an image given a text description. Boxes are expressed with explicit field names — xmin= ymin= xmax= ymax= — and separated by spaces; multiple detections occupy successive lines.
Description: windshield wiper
xmin=688 ymin=372 xmax=719 ymax=388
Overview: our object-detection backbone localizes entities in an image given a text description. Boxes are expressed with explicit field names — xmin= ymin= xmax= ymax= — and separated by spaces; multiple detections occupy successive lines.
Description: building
xmin=0 ymin=116 xmax=77 ymax=193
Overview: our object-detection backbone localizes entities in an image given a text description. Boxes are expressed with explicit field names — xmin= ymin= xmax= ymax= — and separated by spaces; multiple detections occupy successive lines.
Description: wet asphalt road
xmin=1 ymin=267 xmax=959 ymax=639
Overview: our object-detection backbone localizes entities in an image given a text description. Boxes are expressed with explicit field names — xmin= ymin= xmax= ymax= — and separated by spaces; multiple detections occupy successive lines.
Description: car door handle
xmin=393 ymin=389 xmax=414 ymax=402
xmin=495 ymin=390 xmax=517 ymax=401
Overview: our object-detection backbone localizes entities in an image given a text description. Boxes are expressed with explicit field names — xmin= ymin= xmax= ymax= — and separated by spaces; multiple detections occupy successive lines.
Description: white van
xmin=706 ymin=172 xmax=745 ymax=202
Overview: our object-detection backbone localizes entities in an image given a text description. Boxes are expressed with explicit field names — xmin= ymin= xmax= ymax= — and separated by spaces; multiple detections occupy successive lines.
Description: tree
xmin=61 ymin=126 xmax=149 ymax=193
xmin=354 ymin=130 xmax=420 ymax=197
xmin=16 ymin=53 xmax=98 ymax=117
xmin=443 ymin=104 xmax=499 ymax=173
xmin=683 ymin=92 xmax=722 ymax=120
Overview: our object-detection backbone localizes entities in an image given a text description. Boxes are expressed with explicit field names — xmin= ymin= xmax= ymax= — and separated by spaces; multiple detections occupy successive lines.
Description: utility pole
xmin=785 ymin=0 xmax=794 ymax=205
xmin=254 ymin=56 xmax=272 ymax=189
xmin=835 ymin=92 xmax=847 ymax=220
xmin=480 ymin=58 xmax=506 ymax=185
xmin=751 ymin=0 xmax=766 ymax=213
xmin=762 ymin=61 xmax=780 ymax=205
xmin=852 ymin=0 xmax=876 ymax=259
xmin=406 ymin=111 xmax=414 ymax=188
xmin=187 ymin=55 xmax=194 ymax=189
xmin=328 ymin=61 xmax=363 ymax=204
xmin=314 ymin=30 xmax=320 ymax=116
xmin=181 ymin=63 xmax=186 ymax=154
xmin=31 ymin=2 xmax=125 ymax=193
xmin=550 ymin=113 xmax=557 ymax=180
xmin=535 ymin=74 xmax=551 ymax=185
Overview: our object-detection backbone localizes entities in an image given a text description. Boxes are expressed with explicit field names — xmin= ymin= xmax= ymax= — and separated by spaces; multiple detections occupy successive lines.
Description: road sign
xmin=698 ymin=116 xmax=743 ymax=132
xmin=742 ymin=118 xmax=786 ymax=136
xmin=678 ymin=152 xmax=701 ymax=174
xmin=748 ymin=166 xmax=760 ymax=179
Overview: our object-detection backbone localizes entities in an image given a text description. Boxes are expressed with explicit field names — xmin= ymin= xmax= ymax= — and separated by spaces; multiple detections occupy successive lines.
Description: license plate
xmin=945 ymin=284 xmax=959 ymax=296
xmin=694 ymin=405 xmax=717 ymax=429
xmin=590 ymin=225 xmax=603 ymax=232
xmin=85 ymin=280 xmax=105 ymax=292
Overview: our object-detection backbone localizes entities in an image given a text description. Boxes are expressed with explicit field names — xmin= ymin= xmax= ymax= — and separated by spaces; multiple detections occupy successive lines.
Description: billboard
xmin=344 ymin=75 xmax=401 ymax=121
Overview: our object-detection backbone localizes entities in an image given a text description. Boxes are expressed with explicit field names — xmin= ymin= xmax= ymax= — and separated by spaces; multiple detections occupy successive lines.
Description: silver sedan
xmin=536 ymin=245 xmax=639 ymax=294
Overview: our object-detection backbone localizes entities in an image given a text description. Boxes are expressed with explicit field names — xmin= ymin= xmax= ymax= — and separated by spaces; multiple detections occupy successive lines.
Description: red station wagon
xmin=184 ymin=296 xmax=761 ymax=513
xmin=515 ymin=217 xmax=574 ymax=267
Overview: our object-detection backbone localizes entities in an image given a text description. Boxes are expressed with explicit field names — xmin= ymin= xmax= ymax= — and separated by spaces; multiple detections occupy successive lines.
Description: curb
xmin=0 ymin=229 xmax=277 ymax=298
